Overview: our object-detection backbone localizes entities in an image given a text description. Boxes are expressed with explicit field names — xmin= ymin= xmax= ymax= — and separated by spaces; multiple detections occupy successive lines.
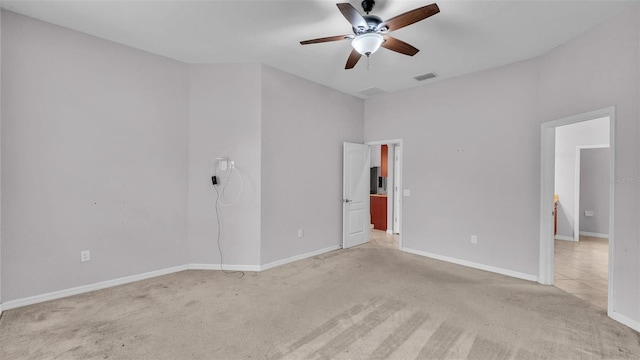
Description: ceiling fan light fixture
xmin=351 ymin=33 xmax=384 ymax=56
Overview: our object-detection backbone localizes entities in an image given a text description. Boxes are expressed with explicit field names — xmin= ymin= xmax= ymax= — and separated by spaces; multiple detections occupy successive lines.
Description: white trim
xmin=610 ymin=311 xmax=640 ymax=333
xmin=187 ymin=264 xmax=261 ymax=272
xmin=365 ymin=138 xmax=403 ymax=146
xmin=0 ymin=245 xmax=346 ymax=312
xmin=366 ymin=139 xmax=403 ymax=250
xmin=539 ymin=106 xmax=617 ymax=321
xmin=607 ymin=113 xmax=616 ymax=318
xmin=1 ymin=265 xmax=188 ymax=311
xmin=393 ymin=145 xmax=402 ymax=234
xmin=402 ymin=247 xmax=538 ymax=282
xmin=574 ymin=144 xmax=609 ymax=241
xmin=554 ymin=235 xmax=577 ymax=242
xmin=539 ymin=122 xmax=556 ymax=285
xmin=578 ymin=231 xmax=609 ymax=239
xmin=260 ymin=245 xmax=341 ymax=271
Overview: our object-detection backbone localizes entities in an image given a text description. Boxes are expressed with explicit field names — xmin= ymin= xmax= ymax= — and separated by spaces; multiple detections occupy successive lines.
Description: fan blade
xmin=345 ymin=49 xmax=362 ymax=69
xmin=381 ymin=35 xmax=419 ymax=56
xmin=300 ymin=35 xmax=352 ymax=45
xmin=337 ymin=3 xmax=367 ymax=29
xmin=382 ymin=3 xmax=440 ymax=32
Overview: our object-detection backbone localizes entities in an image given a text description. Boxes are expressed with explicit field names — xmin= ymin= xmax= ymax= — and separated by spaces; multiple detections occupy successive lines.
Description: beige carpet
xmin=1 ymin=243 xmax=639 ymax=359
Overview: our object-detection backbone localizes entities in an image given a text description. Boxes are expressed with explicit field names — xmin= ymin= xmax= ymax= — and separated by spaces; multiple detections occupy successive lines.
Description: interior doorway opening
xmin=366 ymin=139 xmax=403 ymax=250
xmin=540 ymin=107 xmax=615 ymax=317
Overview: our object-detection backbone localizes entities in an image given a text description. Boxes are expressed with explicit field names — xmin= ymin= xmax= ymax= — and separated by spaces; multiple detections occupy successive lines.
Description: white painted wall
xmin=370 ymin=144 xmax=381 ymax=167
xmin=554 ymin=117 xmax=609 ymax=238
xmin=365 ymin=3 xmax=640 ymax=329
xmin=1 ymin=12 xmax=190 ymax=301
xmin=260 ymin=65 xmax=363 ymax=265
xmin=365 ymin=59 xmax=540 ymax=276
xmin=580 ymin=147 xmax=610 ymax=235
xmin=538 ymin=6 xmax=639 ymax=323
xmin=1 ymin=4 xmax=638 ymax=330
xmin=187 ymin=64 xmax=262 ymax=267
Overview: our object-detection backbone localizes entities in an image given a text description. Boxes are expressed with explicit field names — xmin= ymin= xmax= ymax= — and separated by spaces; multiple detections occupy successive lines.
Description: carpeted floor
xmin=1 ymin=243 xmax=639 ymax=359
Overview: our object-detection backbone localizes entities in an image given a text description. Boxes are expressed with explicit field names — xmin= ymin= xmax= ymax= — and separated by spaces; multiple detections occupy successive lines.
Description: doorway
xmin=366 ymin=139 xmax=403 ymax=250
xmin=539 ymin=107 xmax=615 ymax=316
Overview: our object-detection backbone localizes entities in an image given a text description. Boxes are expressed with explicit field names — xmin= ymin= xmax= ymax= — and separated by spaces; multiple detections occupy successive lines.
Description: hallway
xmin=554 ymin=236 xmax=608 ymax=311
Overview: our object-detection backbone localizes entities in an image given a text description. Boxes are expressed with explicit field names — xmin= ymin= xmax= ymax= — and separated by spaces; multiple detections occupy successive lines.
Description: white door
xmin=343 ymin=142 xmax=370 ymax=249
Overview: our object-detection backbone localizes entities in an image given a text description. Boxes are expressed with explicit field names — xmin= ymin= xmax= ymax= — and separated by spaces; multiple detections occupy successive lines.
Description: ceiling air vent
xmin=358 ymin=87 xmax=386 ymax=96
xmin=414 ymin=72 xmax=437 ymax=81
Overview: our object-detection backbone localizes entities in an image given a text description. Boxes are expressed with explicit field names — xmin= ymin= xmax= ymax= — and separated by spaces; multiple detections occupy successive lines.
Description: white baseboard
xmin=1 ymin=265 xmax=188 ymax=311
xmin=260 ymin=245 xmax=341 ymax=271
xmin=188 ymin=263 xmax=261 ymax=272
xmin=579 ymin=231 xmax=609 ymax=239
xmin=610 ymin=310 xmax=640 ymax=332
xmin=554 ymin=235 xmax=576 ymax=241
xmin=0 ymin=247 xmax=342 ymax=311
xmin=402 ymin=247 xmax=538 ymax=282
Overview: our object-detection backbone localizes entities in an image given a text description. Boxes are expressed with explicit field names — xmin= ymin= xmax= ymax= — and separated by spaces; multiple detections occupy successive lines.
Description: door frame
xmin=574 ymin=144 xmax=610 ymax=241
xmin=393 ymin=146 xmax=402 ymax=234
xmin=366 ymin=139 xmax=403 ymax=250
xmin=539 ymin=106 xmax=615 ymax=317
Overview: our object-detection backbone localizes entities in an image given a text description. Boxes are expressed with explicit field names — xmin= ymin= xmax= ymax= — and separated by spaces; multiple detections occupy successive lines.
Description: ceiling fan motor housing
xmin=352 ymin=15 xmax=386 ymax=35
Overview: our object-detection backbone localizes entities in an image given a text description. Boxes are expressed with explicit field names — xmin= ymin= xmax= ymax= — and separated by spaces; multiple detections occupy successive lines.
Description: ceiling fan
xmin=300 ymin=1 xmax=440 ymax=69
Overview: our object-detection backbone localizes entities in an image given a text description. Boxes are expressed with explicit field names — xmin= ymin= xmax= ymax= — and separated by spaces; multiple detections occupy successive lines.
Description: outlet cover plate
xmin=81 ymin=250 xmax=90 ymax=262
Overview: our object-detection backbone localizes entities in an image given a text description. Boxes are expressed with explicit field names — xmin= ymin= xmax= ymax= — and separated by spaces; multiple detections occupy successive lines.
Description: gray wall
xmin=554 ymin=118 xmax=609 ymax=238
xmin=1 ymin=12 xmax=190 ymax=301
xmin=260 ymin=65 xmax=363 ymax=265
xmin=0 ymin=11 xmax=363 ymax=304
xmin=365 ymin=5 xmax=639 ymax=324
xmin=187 ymin=64 xmax=262 ymax=266
xmin=579 ymin=147 xmax=610 ymax=235
xmin=1 ymin=4 xmax=638 ymax=330
xmin=537 ymin=6 xmax=639 ymax=324
xmin=365 ymin=59 xmax=540 ymax=276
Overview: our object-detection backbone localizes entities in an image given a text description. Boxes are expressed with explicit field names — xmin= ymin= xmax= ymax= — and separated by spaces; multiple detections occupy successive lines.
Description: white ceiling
xmin=1 ymin=0 xmax=637 ymax=98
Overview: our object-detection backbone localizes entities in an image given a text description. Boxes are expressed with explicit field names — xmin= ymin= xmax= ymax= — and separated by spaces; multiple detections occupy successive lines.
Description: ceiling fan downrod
xmin=361 ymin=0 xmax=375 ymax=14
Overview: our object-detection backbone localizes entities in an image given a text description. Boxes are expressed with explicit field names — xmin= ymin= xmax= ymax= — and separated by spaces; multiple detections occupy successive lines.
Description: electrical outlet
xmin=298 ymin=229 xmax=304 ymax=238
xmin=471 ymin=235 xmax=478 ymax=244
xmin=80 ymin=250 xmax=91 ymax=262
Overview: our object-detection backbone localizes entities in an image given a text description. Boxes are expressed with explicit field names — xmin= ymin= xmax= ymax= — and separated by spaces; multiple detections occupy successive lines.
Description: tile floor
xmin=369 ymin=229 xmax=399 ymax=249
xmin=554 ymin=236 xmax=608 ymax=311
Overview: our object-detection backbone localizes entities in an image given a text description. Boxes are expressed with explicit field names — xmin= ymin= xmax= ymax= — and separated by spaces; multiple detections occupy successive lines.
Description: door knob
xmin=344 ymin=199 xmax=352 ymax=203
